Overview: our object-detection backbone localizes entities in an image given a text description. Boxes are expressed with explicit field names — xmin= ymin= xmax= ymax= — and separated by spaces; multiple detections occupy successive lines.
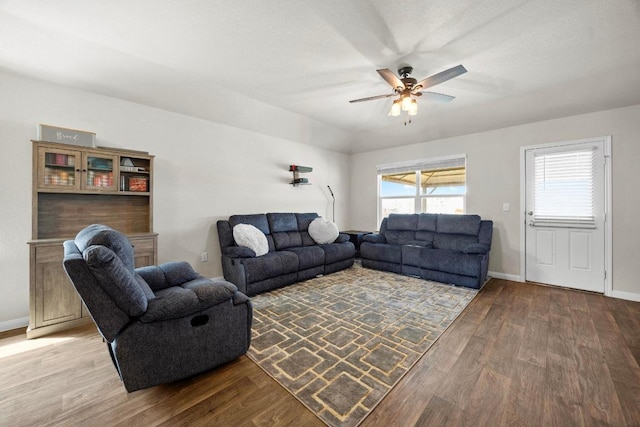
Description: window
xmin=377 ymin=155 xmax=466 ymax=222
xmin=533 ymin=148 xmax=595 ymax=227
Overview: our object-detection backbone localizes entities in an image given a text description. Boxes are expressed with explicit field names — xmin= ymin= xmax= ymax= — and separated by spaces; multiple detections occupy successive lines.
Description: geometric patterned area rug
xmin=247 ymin=263 xmax=478 ymax=426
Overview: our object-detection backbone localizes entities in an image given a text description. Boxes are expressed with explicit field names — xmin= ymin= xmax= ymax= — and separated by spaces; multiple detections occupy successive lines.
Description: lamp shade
xmin=390 ymin=99 xmax=401 ymax=116
xmin=408 ymin=99 xmax=418 ymax=116
xmin=401 ymin=95 xmax=412 ymax=111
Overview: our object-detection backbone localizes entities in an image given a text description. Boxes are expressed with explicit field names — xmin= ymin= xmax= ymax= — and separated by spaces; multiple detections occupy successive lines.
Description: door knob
xmin=528 ymin=221 xmax=535 ymax=226
xmin=527 ymin=211 xmax=534 ymax=216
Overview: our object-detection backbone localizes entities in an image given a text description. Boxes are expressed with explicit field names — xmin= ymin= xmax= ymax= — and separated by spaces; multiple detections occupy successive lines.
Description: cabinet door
xmin=131 ymin=235 xmax=158 ymax=267
xmin=33 ymin=244 xmax=82 ymax=328
xmin=82 ymin=152 xmax=118 ymax=191
xmin=37 ymin=147 xmax=81 ymax=190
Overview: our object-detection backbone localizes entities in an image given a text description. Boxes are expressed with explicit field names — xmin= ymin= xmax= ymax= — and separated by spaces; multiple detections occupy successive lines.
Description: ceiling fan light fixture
xmin=408 ymin=99 xmax=418 ymax=116
xmin=390 ymin=99 xmax=401 ymax=116
xmin=401 ymin=95 xmax=412 ymax=111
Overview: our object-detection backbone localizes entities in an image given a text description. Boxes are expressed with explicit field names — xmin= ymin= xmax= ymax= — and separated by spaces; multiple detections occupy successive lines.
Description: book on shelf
xmin=120 ymin=166 xmax=147 ymax=172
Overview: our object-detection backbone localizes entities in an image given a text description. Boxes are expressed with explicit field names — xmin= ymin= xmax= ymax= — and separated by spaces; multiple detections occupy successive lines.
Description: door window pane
xmin=534 ymin=149 xmax=594 ymax=225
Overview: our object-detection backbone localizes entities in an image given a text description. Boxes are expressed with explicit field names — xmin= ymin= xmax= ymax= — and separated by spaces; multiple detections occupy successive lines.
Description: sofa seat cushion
xmin=286 ymin=246 xmax=325 ymax=270
xmin=140 ymin=280 xmax=238 ymax=322
xmin=360 ymin=242 xmax=402 ymax=264
xmin=319 ymin=242 xmax=355 ymax=264
xmin=240 ymin=251 xmax=298 ymax=284
xmin=136 ymin=261 xmax=200 ymax=292
xmin=402 ymin=245 xmax=429 ymax=268
xmin=413 ymin=248 xmax=483 ymax=278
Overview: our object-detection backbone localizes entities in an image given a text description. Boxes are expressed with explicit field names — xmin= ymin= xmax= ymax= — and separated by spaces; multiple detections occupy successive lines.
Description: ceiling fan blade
xmin=419 ymin=91 xmax=456 ymax=102
xmin=414 ymin=64 xmax=467 ymax=91
xmin=377 ymin=69 xmax=405 ymax=90
xmin=349 ymin=93 xmax=396 ymax=103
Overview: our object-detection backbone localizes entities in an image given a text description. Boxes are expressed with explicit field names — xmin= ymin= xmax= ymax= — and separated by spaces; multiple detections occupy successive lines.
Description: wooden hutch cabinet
xmin=27 ymin=140 xmax=157 ymax=338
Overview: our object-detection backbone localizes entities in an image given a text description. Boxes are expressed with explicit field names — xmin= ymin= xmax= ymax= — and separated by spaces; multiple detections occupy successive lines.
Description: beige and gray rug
xmin=247 ymin=263 xmax=478 ymax=427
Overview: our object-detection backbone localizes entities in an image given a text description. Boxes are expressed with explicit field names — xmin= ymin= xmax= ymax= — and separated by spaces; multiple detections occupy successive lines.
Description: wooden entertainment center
xmin=27 ymin=140 xmax=157 ymax=338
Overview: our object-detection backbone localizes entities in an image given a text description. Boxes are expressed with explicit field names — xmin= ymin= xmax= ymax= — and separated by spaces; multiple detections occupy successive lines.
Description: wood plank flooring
xmin=1 ymin=279 xmax=639 ymax=426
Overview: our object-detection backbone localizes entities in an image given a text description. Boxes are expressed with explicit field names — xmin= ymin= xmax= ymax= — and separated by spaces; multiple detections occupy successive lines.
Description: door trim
xmin=519 ymin=136 xmax=612 ymax=295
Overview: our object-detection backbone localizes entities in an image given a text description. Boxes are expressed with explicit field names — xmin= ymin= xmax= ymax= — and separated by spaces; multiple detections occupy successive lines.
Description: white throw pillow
xmin=233 ymin=224 xmax=269 ymax=256
xmin=308 ymin=217 xmax=339 ymax=244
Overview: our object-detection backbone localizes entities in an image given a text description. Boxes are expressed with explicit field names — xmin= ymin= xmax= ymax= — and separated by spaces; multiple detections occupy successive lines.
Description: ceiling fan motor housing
xmin=398 ymin=66 xmax=413 ymax=77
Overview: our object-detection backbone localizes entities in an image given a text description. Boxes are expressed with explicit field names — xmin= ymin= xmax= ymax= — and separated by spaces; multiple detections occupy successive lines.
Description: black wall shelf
xmin=289 ymin=165 xmax=312 ymax=186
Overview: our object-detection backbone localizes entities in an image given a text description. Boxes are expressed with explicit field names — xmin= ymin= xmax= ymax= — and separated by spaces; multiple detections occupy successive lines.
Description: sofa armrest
xmin=362 ymin=233 xmax=386 ymax=244
xmin=463 ymin=243 xmax=490 ymax=254
xmin=222 ymin=246 xmax=256 ymax=258
xmin=335 ymin=233 xmax=350 ymax=243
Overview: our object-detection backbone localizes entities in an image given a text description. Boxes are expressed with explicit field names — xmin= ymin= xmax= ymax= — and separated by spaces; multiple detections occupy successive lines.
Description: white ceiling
xmin=2 ymin=0 xmax=640 ymax=154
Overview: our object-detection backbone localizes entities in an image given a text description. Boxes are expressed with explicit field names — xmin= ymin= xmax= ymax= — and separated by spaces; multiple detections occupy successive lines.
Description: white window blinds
xmin=376 ymin=155 xmax=465 ymax=175
xmin=533 ymin=148 xmax=595 ymax=227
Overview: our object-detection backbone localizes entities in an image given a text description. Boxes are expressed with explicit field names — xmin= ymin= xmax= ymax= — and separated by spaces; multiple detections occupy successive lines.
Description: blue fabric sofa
xmin=217 ymin=213 xmax=355 ymax=296
xmin=360 ymin=213 xmax=493 ymax=289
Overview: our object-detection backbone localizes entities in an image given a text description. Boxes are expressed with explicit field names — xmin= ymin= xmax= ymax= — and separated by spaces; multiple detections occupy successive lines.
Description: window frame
xmin=377 ymin=154 xmax=467 ymax=225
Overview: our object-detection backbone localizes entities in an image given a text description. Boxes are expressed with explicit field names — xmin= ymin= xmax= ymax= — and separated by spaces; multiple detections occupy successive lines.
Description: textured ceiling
xmin=2 ymin=0 xmax=640 ymax=153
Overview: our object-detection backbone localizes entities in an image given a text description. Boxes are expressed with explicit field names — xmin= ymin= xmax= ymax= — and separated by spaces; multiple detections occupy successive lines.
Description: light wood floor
xmin=1 ymin=279 xmax=639 ymax=426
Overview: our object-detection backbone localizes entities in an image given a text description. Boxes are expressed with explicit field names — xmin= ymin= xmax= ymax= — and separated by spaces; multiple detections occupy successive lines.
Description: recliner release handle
xmin=191 ymin=314 xmax=209 ymax=327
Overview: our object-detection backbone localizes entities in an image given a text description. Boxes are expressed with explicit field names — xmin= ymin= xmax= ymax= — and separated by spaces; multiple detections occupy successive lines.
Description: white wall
xmin=349 ymin=104 xmax=640 ymax=298
xmin=0 ymin=71 xmax=351 ymax=328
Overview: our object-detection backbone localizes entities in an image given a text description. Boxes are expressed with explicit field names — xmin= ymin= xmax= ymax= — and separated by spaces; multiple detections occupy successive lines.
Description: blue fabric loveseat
xmin=360 ymin=213 xmax=493 ymax=289
xmin=217 ymin=213 xmax=355 ymax=296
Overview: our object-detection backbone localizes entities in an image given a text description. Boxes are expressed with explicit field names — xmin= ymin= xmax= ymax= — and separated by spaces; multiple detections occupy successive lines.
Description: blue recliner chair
xmin=62 ymin=224 xmax=252 ymax=392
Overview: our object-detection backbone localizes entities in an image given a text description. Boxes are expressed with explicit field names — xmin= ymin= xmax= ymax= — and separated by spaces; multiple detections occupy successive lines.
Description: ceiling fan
xmin=349 ymin=64 xmax=467 ymax=120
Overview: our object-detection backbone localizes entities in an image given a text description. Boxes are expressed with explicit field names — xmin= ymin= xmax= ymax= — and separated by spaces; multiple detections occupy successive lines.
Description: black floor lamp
xmin=327 ymin=185 xmax=335 ymax=222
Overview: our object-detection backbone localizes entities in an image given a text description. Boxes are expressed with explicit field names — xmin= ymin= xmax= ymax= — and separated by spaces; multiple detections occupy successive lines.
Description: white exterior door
xmin=524 ymin=138 xmax=608 ymax=293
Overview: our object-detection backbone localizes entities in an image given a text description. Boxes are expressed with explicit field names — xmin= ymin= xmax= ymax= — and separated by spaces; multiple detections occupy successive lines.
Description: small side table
xmin=341 ymin=230 xmax=372 ymax=257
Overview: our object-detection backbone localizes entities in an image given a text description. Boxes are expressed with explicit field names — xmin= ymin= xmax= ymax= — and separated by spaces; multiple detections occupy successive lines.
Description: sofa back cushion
xmin=229 ymin=214 xmax=275 ymax=252
xmin=75 ymin=224 xmax=136 ymax=270
xmin=417 ymin=214 xmax=438 ymax=231
xmin=385 ymin=230 xmax=416 ymax=245
xmin=296 ymin=213 xmax=319 ymax=246
xmin=433 ymin=234 xmax=479 ymax=252
xmin=387 ymin=214 xmax=419 ymax=231
xmin=436 ymin=214 xmax=481 ymax=236
xmin=268 ymin=213 xmax=304 ymax=250
xmin=384 ymin=214 xmax=417 ymax=244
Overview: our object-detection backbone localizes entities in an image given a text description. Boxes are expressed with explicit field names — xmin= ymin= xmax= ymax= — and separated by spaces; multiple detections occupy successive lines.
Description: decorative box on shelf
xmin=37 ymin=124 xmax=96 ymax=148
xmin=120 ymin=175 xmax=149 ymax=192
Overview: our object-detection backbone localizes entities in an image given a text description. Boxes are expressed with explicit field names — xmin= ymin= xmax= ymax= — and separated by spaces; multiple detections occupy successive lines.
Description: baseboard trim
xmin=487 ymin=272 xmax=640 ymax=302
xmin=487 ymin=271 xmax=522 ymax=282
xmin=609 ymin=290 xmax=640 ymax=302
xmin=0 ymin=317 xmax=28 ymax=333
